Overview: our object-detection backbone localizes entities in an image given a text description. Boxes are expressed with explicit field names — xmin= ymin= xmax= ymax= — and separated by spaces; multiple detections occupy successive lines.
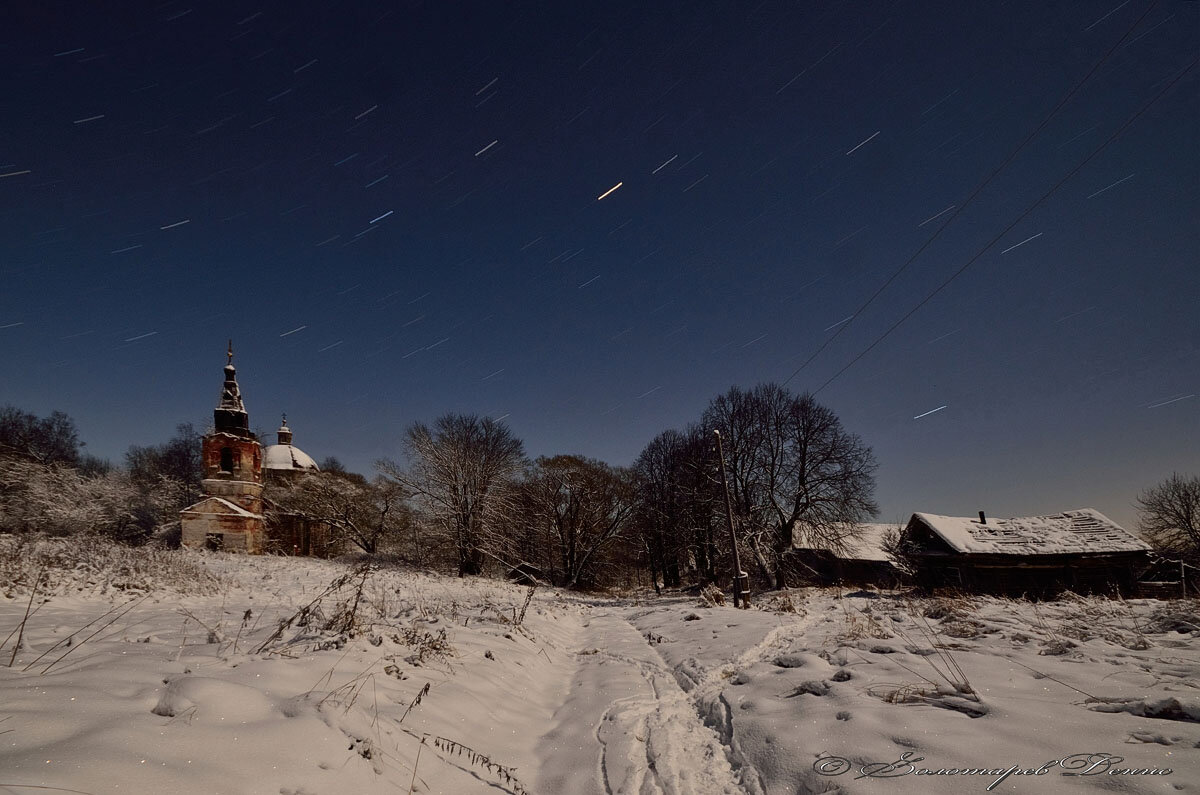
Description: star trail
xmin=1 ymin=1 xmax=1196 ymax=530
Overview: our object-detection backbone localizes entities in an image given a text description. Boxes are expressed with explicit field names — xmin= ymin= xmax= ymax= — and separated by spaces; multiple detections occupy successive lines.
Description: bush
xmin=0 ymin=534 xmax=227 ymax=597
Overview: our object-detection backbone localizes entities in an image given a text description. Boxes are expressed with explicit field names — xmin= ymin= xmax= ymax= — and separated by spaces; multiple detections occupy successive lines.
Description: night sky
xmin=2 ymin=1 xmax=1196 ymax=531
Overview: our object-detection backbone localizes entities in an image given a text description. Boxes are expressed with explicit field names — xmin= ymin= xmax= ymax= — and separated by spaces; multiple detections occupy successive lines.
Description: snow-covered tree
xmin=0 ymin=457 xmax=171 ymax=543
xmin=267 ymin=470 xmax=409 ymax=555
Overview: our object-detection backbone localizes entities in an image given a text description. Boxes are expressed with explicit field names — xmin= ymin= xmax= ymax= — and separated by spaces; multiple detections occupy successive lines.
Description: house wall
xmin=783 ymin=549 xmax=901 ymax=588
xmin=912 ymin=552 xmax=1149 ymax=596
xmin=181 ymin=511 xmax=266 ymax=553
xmin=266 ymin=512 xmax=334 ymax=557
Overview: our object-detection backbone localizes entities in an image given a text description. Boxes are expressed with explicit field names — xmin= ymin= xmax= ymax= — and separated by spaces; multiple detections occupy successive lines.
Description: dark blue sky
xmin=2 ymin=1 xmax=1196 ymax=530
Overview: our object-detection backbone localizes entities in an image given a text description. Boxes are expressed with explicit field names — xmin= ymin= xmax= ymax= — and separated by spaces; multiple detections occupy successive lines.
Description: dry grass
xmin=760 ymin=589 xmax=804 ymax=615
xmin=833 ymin=600 xmax=892 ymax=642
xmin=1035 ymin=593 xmax=1152 ymax=651
xmin=255 ymin=563 xmax=376 ymax=653
xmin=1142 ymin=599 xmax=1200 ymax=634
xmin=699 ymin=583 xmax=725 ymax=607
xmin=393 ymin=626 xmax=454 ymax=666
xmin=0 ymin=534 xmax=227 ymax=597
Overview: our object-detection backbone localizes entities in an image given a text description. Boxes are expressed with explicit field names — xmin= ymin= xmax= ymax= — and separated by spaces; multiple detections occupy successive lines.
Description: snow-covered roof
xmin=839 ymin=523 xmax=896 ymax=561
xmin=180 ymin=496 xmax=263 ymax=519
xmin=908 ymin=509 xmax=1150 ymax=556
xmin=262 ymin=444 xmax=319 ymax=471
xmin=792 ymin=523 xmax=896 ymax=561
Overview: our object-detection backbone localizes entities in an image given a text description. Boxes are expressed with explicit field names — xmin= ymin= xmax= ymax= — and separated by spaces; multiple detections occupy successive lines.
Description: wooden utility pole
xmin=713 ymin=429 xmax=748 ymax=608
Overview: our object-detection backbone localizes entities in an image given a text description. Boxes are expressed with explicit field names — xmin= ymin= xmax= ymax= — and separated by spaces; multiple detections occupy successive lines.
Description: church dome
xmin=262 ymin=415 xmax=320 ymax=472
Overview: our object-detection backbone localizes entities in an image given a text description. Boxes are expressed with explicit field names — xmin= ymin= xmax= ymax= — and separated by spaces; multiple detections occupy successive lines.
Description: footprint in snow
xmin=785 ymin=680 xmax=830 ymax=697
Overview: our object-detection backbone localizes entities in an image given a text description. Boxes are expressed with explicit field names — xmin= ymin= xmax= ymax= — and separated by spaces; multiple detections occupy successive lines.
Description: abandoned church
xmin=180 ymin=345 xmax=327 ymax=554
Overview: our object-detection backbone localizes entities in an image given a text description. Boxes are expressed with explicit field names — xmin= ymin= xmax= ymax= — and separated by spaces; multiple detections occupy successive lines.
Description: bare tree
xmin=379 ymin=414 xmax=526 ymax=576
xmin=319 ymin=456 xmax=349 ymax=474
xmin=126 ymin=422 xmax=204 ymax=514
xmin=267 ymin=471 xmax=408 ymax=555
xmin=633 ymin=430 xmax=687 ymax=591
xmin=632 ymin=426 xmax=722 ymax=589
xmin=521 ymin=455 xmax=636 ymax=588
xmin=0 ymin=405 xmax=84 ymax=466
xmin=702 ymin=383 xmax=878 ymax=588
xmin=1137 ymin=473 xmax=1200 ymax=563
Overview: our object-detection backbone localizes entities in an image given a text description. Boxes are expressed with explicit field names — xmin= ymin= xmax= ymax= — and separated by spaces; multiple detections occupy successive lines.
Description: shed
xmin=900 ymin=509 xmax=1152 ymax=595
xmin=786 ymin=523 xmax=903 ymax=588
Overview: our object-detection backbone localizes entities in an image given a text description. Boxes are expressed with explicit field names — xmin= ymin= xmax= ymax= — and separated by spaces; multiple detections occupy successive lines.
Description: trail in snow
xmin=536 ymin=609 xmax=744 ymax=795
xmin=626 ymin=604 xmax=824 ymax=795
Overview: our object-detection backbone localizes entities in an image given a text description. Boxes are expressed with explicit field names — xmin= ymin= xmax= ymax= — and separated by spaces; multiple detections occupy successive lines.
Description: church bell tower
xmin=180 ymin=342 xmax=266 ymax=553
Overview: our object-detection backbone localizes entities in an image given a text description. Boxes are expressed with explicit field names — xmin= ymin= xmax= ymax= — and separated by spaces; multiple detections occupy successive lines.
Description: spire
xmin=277 ymin=413 xmax=293 ymax=445
xmin=214 ymin=342 xmax=251 ymax=437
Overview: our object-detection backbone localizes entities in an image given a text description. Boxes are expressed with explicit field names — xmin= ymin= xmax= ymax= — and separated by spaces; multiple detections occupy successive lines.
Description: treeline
xmin=276 ymin=382 xmax=881 ymax=590
xmin=0 ymin=384 xmax=880 ymax=590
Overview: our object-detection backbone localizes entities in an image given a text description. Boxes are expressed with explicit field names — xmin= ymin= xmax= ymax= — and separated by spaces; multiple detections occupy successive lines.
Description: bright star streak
xmin=1000 ymin=232 xmax=1043 ymax=254
xmin=845 ymin=131 xmax=880 ymax=155
xmin=1147 ymin=394 xmax=1195 ymax=409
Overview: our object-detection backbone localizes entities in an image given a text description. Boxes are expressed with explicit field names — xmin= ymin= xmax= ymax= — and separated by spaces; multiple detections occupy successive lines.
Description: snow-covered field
xmin=1 ymin=542 xmax=1198 ymax=794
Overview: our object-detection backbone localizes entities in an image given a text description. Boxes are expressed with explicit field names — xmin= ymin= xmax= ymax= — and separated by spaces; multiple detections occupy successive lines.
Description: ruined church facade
xmin=180 ymin=345 xmax=329 ymax=554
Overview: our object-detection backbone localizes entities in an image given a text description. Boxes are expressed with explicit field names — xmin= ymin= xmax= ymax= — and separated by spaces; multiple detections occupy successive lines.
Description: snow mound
xmin=151 ymin=676 xmax=279 ymax=722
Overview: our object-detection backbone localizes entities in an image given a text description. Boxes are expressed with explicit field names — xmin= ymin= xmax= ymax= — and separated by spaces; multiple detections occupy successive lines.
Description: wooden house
xmin=899 ymin=509 xmax=1151 ymax=595
xmin=787 ymin=523 xmax=903 ymax=588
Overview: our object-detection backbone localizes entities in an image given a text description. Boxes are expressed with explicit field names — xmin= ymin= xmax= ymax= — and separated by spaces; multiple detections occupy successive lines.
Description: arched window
xmin=220 ymin=447 xmax=233 ymax=473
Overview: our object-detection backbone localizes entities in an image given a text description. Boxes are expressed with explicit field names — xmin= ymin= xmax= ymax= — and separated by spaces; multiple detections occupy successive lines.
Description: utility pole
xmin=713 ymin=429 xmax=748 ymax=608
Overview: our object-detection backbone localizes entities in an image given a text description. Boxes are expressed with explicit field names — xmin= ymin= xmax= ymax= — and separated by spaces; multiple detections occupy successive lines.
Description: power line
xmin=782 ymin=0 xmax=1159 ymax=388
xmin=813 ymin=55 xmax=1197 ymax=397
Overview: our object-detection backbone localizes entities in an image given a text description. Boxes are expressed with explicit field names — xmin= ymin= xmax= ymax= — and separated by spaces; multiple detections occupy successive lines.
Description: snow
xmin=2 ymin=550 xmax=1197 ymax=794
xmin=181 ymin=496 xmax=263 ymax=519
xmin=841 ymin=523 xmax=895 ymax=561
xmin=911 ymin=508 xmax=1150 ymax=555
xmin=262 ymin=444 xmax=320 ymax=471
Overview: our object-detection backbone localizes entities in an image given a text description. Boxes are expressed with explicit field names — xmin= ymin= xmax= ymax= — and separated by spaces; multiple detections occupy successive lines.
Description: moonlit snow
xmin=1 ymin=545 xmax=1196 ymax=794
